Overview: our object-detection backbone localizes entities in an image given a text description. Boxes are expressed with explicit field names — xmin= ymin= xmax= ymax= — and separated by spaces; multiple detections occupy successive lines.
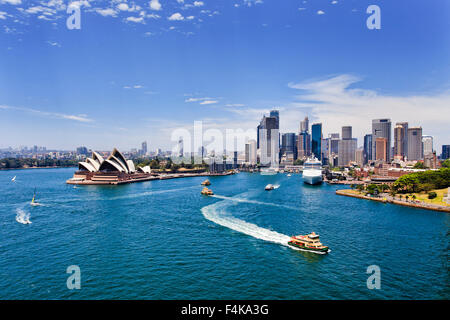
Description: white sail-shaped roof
xmin=127 ymin=160 xmax=136 ymax=173
xmin=87 ymin=158 xmax=100 ymax=171
xmin=92 ymin=151 xmax=104 ymax=164
xmin=99 ymin=159 xmax=126 ymax=172
xmin=79 ymin=161 xmax=96 ymax=172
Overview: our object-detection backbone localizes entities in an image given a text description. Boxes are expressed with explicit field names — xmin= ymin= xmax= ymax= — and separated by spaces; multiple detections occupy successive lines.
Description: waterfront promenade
xmin=336 ymin=189 xmax=450 ymax=213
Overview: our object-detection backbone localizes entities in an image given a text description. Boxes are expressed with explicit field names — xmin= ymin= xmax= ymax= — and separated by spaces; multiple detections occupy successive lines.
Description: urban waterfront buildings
xmin=363 ymin=134 xmax=373 ymax=164
xmin=338 ymin=126 xmax=357 ymax=167
xmin=407 ymin=127 xmax=423 ymax=161
xmin=394 ymin=122 xmax=408 ymax=158
xmin=422 ymin=136 xmax=433 ymax=157
xmin=442 ymin=145 xmax=450 ymax=160
xmin=375 ymin=137 xmax=388 ymax=162
xmin=372 ymin=119 xmax=392 ymax=161
xmin=311 ymin=123 xmax=322 ymax=161
xmin=281 ymin=133 xmax=297 ymax=162
xmin=258 ymin=111 xmax=280 ymax=167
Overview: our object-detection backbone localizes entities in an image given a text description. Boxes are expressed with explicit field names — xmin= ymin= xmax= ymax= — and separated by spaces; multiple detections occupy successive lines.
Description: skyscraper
xmin=300 ymin=116 xmax=309 ymax=133
xmin=338 ymin=126 xmax=357 ymax=166
xmin=141 ymin=141 xmax=148 ymax=156
xmin=442 ymin=145 xmax=450 ymax=160
xmin=342 ymin=126 xmax=352 ymax=140
xmin=297 ymin=132 xmax=311 ymax=159
xmin=407 ymin=127 xmax=423 ymax=161
xmin=422 ymin=136 xmax=433 ymax=157
xmin=372 ymin=119 xmax=391 ymax=161
xmin=395 ymin=122 xmax=408 ymax=158
xmin=363 ymin=134 xmax=372 ymax=164
xmin=258 ymin=113 xmax=279 ymax=166
xmin=311 ymin=123 xmax=322 ymax=161
xmin=375 ymin=137 xmax=388 ymax=162
xmin=281 ymin=133 xmax=297 ymax=160
xmin=249 ymin=139 xmax=257 ymax=165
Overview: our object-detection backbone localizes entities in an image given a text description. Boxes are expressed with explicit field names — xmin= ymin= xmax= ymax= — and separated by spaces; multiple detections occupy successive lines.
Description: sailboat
xmin=30 ymin=188 xmax=41 ymax=206
xmin=11 ymin=176 xmax=16 ymax=182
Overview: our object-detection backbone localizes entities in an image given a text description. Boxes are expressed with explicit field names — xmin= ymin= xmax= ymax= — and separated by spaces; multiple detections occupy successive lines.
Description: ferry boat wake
xmin=201 ymin=195 xmax=290 ymax=246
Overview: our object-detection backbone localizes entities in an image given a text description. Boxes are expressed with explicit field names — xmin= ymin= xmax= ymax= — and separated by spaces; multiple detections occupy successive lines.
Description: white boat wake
xmin=16 ymin=208 xmax=32 ymax=225
xmin=201 ymin=195 xmax=291 ymax=246
xmin=211 ymin=194 xmax=297 ymax=211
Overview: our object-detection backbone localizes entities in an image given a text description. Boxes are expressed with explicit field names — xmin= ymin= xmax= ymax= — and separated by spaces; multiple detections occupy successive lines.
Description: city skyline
xmin=1 ymin=1 xmax=449 ymax=151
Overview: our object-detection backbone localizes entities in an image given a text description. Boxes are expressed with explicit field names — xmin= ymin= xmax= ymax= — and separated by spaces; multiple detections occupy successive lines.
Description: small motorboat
xmin=201 ymin=187 xmax=214 ymax=196
xmin=265 ymin=184 xmax=274 ymax=191
xmin=11 ymin=176 xmax=16 ymax=182
xmin=201 ymin=179 xmax=211 ymax=186
xmin=287 ymin=174 xmax=292 ymax=177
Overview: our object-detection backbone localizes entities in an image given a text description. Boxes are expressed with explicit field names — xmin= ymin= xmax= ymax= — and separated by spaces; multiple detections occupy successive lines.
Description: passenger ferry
xmin=302 ymin=157 xmax=323 ymax=185
xmin=201 ymin=179 xmax=211 ymax=186
xmin=287 ymin=232 xmax=329 ymax=254
xmin=201 ymin=187 xmax=214 ymax=196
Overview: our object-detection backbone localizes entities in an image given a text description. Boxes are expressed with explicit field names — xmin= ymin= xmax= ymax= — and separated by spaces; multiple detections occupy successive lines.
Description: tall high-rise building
xmin=245 ymin=143 xmax=250 ymax=163
xmin=372 ymin=119 xmax=391 ymax=161
xmin=297 ymin=132 xmax=311 ymax=159
xmin=342 ymin=126 xmax=352 ymax=140
xmin=328 ymin=133 xmax=340 ymax=161
xmin=395 ymin=122 xmax=408 ymax=158
xmin=355 ymin=148 xmax=364 ymax=167
xmin=363 ymin=134 xmax=372 ymax=164
xmin=321 ymin=138 xmax=330 ymax=165
xmin=281 ymin=133 xmax=297 ymax=160
xmin=311 ymin=123 xmax=322 ymax=161
xmin=442 ymin=145 xmax=450 ymax=160
xmin=375 ymin=137 xmax=388 ymax=162
xmin=422 ymin=136 xmax=433 ymax=157
xmin=407 ymin=127 xmax=423 ymax=161
xmin=394 ymin=124 xmax=406 ymax=158
xmin=141 ymin=141 xmax=148 ymax=156
xmin=300 ymin=116 xmax=309 ymax=133
xmin=338 ymin=126 xmax=357 ymax=167
xmin=258 ymin=113 xmax=279 ymax=167
xmin=249 ymin=139 xmax=257 ymax=165
xmin=270 ymin=110 xmax=280 ymax=127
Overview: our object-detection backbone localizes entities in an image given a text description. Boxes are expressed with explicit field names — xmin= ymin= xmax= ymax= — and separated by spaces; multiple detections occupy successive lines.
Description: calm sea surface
xmin=0 ymin=168 xmax=448 ymax=299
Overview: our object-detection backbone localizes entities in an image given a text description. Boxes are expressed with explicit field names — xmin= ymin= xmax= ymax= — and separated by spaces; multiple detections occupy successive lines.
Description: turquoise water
xmin=0 ymin=168 xmax=448 ymax=299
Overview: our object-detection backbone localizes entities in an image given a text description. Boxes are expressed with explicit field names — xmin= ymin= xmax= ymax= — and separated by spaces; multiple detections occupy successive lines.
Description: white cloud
xmin=96 ymin=8 xmax=117 ymax=17
xmin=0 ymin=0 xmax=21 ymax=5
xmin=185 ymin=97 xmax=214 ymax=103
xmin=126 ymin=16 xmax=144 ymax=23
xmin=117 ymin=3 xmax=129 ymax=11
xmin=331 ymin=1 xmax=338 ymax=4
xmin=46 ymin=40 xmax=61 ymax=47
xmin=317 ymin=10 xmax=325 ymax=15
xmin=200 ymin=100 xmax=218 ymax=105
xmin=0 ymin=11 xmax=7 ymax=19
xmin=193 ymin=1 xmax=204 ymax=7
xmin=0 ymin=104 xmax=93 ymax=123
xmin=168 ymin=12 xmax=184 ymax=21
xmin=149 ymin=0 xmax=161 ymax=11
xmin=186 ymin=15 xmax=194 ymax=20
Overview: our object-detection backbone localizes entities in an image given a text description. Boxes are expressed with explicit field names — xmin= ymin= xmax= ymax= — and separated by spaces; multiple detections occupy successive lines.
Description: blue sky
xmin=0 ymin=0 xmax=449 ymax=152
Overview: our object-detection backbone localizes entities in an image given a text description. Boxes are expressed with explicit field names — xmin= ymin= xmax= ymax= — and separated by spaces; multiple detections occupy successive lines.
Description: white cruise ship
xmin=302 ymin=157 xmax=323 ymax=185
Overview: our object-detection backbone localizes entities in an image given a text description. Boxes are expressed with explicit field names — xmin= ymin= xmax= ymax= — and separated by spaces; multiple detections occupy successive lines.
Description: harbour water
xmin=0 ymin=168 xmax=448 ymax=299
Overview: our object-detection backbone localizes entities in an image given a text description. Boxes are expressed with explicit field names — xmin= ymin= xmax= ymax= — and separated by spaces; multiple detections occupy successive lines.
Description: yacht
xmin=302 ymin=157 xmax=323 ymax=185
xmin=265 ymin=184 xmax=274 ymax=191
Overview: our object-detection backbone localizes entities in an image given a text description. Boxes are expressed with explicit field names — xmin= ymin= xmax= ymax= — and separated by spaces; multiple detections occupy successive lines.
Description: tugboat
xmin=265 ymin=184 xmax=274 ymax=191
xmin=201 ymin=179 xmax=211 ymax=186
xmin=201 ymin=187 xmax=214 ymax=196
xmin=287 ymin=232 xmax=329 ymax=254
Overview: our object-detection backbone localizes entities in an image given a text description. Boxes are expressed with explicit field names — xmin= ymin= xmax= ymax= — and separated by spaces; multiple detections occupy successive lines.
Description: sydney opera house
xmin=67 ymin=148 xmax=154 ymax=185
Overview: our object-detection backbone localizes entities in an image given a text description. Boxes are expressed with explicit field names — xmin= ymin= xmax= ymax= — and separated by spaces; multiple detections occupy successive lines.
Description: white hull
xmin=303 ymin=170 xmax=322 ymax=185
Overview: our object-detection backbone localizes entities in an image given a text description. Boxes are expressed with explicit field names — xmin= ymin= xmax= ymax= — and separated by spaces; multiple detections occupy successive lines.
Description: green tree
xmin=441 ymin=159 xmax=450 ymax=168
